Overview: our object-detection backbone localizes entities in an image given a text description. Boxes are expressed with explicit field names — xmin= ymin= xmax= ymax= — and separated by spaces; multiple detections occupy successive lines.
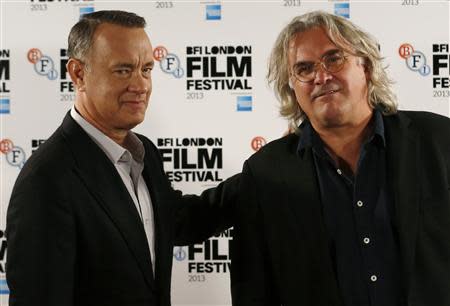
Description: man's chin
xmin=121 ymin=115 xmax=146 ymax=131
xmin=316 ymin=106 xmax=347 ymax=128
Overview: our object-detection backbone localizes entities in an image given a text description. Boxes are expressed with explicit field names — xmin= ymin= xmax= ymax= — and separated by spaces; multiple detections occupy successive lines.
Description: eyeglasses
xmin=291 ymin=50 xmax=348 ymax=83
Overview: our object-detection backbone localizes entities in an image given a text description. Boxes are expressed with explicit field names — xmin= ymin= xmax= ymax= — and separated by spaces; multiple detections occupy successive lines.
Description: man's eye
xmin=296 ymin=64 xmax=313 ymax=75
xmin=142 ymin=67 xmax=153 ymax=75
xmin=326 ymin=55 xmax=342 ymax=64
xmin=115 ymin=69 xmax=131 ymax=75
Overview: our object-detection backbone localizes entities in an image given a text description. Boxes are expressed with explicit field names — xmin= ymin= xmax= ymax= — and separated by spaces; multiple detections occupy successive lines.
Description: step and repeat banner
xmin=0 ymin=0 xmax=449 ymax=305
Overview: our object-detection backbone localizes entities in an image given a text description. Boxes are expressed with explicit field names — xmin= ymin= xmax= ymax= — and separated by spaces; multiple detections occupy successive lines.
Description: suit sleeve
xmin=231 ymin=161 xmax=279 ymax=306
xmin=173 ymin=173 xmax=240 ymax=245
xmin=6 ymin=173 xmax=76 ymax=306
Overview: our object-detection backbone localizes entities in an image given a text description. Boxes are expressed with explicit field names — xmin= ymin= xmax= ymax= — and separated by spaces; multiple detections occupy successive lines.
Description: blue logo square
xmin=237 ymin=96 xmax=252 ymax=112
xmin=0 ymin=99 xmax=10 ymax=114
xmin=335 ymin=3 xmax=350 ymax=19
xmin=0 ymin=279 xmax=9 ymax=295
xmin=80 ymin=7 xmax=95 ymax=17
xmin=206 ymin=4 xmax=221 ymax=20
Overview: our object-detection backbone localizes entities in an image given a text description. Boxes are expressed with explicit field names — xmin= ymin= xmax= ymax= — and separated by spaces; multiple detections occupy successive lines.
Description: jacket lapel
xmin=282 ymin=147 xmax=325 ymax=234
xmin=277 ymin=135 xmax=329 ymax=246
xmin=272 ymin=135 xmax=343 ymax=304
xmin=278 ymin=136 xmax=337 ymax=277
xmin=60 ymin=113 xmax=155 ymax=290
xmin=384 ymin=112 xmax=420 ymax=294
xmin=139 ymin=144 xmax=167 ymax=291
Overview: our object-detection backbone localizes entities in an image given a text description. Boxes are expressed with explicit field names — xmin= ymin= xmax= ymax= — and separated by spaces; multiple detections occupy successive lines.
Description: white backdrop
xmin=0 ymin=0 xmax=449 ymax=305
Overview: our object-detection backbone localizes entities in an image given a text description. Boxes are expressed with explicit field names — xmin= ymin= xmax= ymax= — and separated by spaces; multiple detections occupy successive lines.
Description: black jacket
xmin=6 ymin=113 xmax=239 ymax=306
xmin=232 ymin=111 xmax=450 ymax=306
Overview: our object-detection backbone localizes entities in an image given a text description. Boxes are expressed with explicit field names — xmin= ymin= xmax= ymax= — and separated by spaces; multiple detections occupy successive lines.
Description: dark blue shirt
xmin=297 ymin=110 xmax=402 ymax=306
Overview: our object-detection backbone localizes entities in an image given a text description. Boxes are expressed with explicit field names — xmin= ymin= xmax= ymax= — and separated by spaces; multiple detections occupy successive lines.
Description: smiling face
xmin=72 ymin=23 xmax=154 ymax=138
xmin=288 ymin=26 xmax=372 ymax=131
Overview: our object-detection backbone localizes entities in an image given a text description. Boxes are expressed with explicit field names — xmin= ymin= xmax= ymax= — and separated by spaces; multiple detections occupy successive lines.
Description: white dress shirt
xmin=70 ymin=106 xmax=155 ymax=275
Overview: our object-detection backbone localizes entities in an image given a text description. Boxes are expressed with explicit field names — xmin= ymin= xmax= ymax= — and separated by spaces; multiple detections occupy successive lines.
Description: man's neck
xmin=314 ymin=112 xmax=374 ymax=175
xmin=74 ymin=102 xmax=128 ymax=147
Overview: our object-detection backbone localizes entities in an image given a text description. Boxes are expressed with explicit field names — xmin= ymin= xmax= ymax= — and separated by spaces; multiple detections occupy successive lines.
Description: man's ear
xmin=358 ymin=57 xmax=370 ymax=81
xmin=289 ymin=79 xmax=294 ymax=89
xmin=67 ymin=58 xmax=86 ymax=92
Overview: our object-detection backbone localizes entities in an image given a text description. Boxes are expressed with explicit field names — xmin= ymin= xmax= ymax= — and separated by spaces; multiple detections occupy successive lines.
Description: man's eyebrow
xmin=111 ymin=63 xmax=135 ymax=69
xmin=321 ymin=48 xmax=341 ymax=58
xmin=144 ymin=60 xmax=155 ymax=68
xmin=294 ymin=48 xmax=341 ymax=66
xmin=111 ymin=60 xmax=155 ymax=69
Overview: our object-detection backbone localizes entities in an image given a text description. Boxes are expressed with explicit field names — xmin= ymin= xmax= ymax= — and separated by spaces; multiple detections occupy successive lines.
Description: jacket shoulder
xmin=23 ymin=127 xmax=73 ymax=172
xmin=398 ymin=110 xmax=450 ymax=131
xmin=247 ymin=133 xmax=298 ymax=166
xmin=8 ymin=129 xmax=79 ymax=213
xmin=394 ymin=111 xmax=450 ymax=144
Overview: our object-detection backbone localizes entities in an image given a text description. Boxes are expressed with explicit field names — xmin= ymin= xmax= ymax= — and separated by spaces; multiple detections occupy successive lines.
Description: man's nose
xmin=313 ymin=64 xmax=333 ymax=85
xmin=128 ymin=71 xmax=150 ymax=94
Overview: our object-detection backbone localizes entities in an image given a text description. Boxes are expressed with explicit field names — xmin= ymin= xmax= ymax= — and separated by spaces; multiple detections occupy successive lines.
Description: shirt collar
xmin=297 ymin=108 xmax=386 ymax=154
xmin=371 ymin=108 xmax=386 ymax=147
xmin=123 ymin=132 xmax=145 ymax=163
xmin=70 ymin=106 xmax=145 ymax=165
xmin=297 ymin=119 xmax=316 ymax=154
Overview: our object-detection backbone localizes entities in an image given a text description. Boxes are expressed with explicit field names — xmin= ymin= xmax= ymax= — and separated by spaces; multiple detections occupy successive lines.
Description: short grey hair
xmin=67 ymin=10 xmax=146 ymax=61
xmin=267 ymin=11 xmax=398 ymax=131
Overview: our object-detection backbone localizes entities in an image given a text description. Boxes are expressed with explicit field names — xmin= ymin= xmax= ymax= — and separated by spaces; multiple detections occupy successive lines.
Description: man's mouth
xmin=313 ymin=89 xmax=339 ymax=100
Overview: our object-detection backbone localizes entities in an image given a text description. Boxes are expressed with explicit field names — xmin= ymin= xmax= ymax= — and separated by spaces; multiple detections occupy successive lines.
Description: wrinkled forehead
xmin=287 ymin=26 xmax=353 ymax=60
xmin=89 ymin=23 xmax=153 ymax=60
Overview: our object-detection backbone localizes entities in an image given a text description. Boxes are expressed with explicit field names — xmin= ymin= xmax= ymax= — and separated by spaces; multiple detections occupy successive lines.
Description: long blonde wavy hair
xmin=268 ymin=11 xmax=398 ymax=132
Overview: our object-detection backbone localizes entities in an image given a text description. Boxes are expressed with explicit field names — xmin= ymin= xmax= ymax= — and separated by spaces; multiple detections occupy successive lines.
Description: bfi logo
xmin=399 ymin=43 xmax=431 ymax=76
xmin=1 ymin=139 xmax=27 ymax=169
xmin=27 ymin=48 xmax=58 ymax=80
xmin=251 ymin=136 xmax=266 ymax=152
xmin=153 ymin=46 xmax=184 ymax=78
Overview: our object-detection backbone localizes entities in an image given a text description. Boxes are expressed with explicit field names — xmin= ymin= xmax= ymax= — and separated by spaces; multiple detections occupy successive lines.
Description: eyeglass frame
xmin=290 ymin=49 xmax=350 ymax=83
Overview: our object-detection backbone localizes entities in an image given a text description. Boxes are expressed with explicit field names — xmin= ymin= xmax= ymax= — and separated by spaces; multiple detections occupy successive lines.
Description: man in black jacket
xmin=232 ymin=11 xmax=450 ymax=306
xmin=6 ymin=10 xmax=238 ymax=306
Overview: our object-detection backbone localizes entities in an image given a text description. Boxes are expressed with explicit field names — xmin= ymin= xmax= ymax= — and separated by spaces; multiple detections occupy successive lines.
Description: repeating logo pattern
xmin=206 ymin=4 xmax=221 ymax=20
xmin=154 ymin=46 xmax=184 ymax=78
xmin=399 ymin=43 xmax=431 ymax=76
xmin=1 ymin=138 xmax=27 ymax=169
xmin=237 ymin=95 xmax=252 ymax=111
xmin=27 ymin=48 xmax=58 ymax=80
xmin=251 ymin=136 xmax=266 ymax=151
